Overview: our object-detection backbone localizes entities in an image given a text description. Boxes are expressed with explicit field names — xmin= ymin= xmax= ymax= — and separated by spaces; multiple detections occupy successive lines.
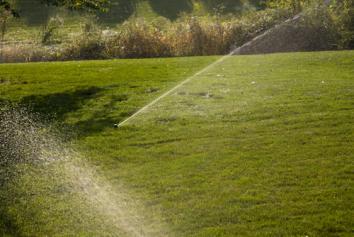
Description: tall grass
xmin=0 ymin=9 xmax=291 ymax=62
xmin=104 ymin=18 xmax=171 ymax=58
xmin=0 ymin=3 xmax=352 ymax=63
xmin=0 ymin=44 xmax=58 ymax=63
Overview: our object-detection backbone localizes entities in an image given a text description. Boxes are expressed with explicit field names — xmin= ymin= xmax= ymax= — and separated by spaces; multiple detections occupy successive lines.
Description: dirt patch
xmin=0 ymin=78 xmax=10 ymax=85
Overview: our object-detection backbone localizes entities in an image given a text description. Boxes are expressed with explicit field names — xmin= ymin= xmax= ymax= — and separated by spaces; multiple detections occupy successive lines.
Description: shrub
xmin=0 ymin=7 xmax=12 ymax=41
xmin=0 ymin=9 xmax=292 ymax=62
xmin=3 ymin=3 xmax=352 ymax=63
xmin=62 ymin=34 xmax=105 ymax=60
xmin=287 ymin=0 xmax=354 ymax=50
xmin=61 ymin=19 xmax=106 ymax=60
xmin=104 ymin=19 xmax=171 ymax=58
xmin=267 ymin=0 xmax=313 ymax=13
xmin=0 ymin=44 xmax=58 ymax=63
xmin=327 ymin=0 xmax=354 ymax=49
xmin=41 ymin=16 xmax=64 ymax=45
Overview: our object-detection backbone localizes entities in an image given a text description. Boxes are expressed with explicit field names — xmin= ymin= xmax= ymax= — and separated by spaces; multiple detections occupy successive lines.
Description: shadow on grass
xmin=73 ymin=95 xmax=130 ymax=137
xmin=0 ymin=210 xmax=22 ymax=237
xmin=0 ymin=87 xmax=129 ymax=235
xmin=148 ymin=0 xmax=193 ymax=20
xmin=17 ymin=87 xmax=132 ymax=138
xmin=19 ymin=87 xmax=102 ymax=121
xmin=97 ymin=0 xmax=138 ymax=24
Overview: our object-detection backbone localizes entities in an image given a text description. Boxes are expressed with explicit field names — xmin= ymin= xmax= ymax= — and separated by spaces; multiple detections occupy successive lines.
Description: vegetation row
xmin=0 ymin=0 xmax=353 ymax=62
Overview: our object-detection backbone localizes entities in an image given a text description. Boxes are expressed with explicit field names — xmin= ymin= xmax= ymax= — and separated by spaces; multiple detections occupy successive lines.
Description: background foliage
xmin=0 ymin=0 xmax=353 ymax=62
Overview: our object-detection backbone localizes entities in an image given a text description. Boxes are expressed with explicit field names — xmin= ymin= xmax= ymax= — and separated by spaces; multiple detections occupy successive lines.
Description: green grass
xmin=1 ymin=51 xmax=354 ymax=236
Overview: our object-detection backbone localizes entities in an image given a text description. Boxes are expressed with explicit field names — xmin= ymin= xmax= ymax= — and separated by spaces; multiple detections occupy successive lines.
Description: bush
xmin=0 ymin=44 xmax=58 ymax=63
xmin=288 ymin=0 xmax=354 ymax=50
xmin=266 ymin=0 xmax=354 ymax=49
xmin=327 ymin=0 xmax=354 ymax=49
xmin=267 ymin=0 xmax=312 ymax=13
xmin=62 ymin=34 xmax=106 ymax=60
xmin=0 ymin=9 xmax=292 ymax=62
xmin=40 ymin=16 xmax=64 ymax=45
xmin=0 ymin=8 xmax=12 ymax=41
xmin=104 ymin=19 xmax=171 ymax=58
xmin=59 ymin=10 xmax=292 ymax=60
xmin=61 ymin=19 xmax=106 ymax=60
xmin=2 ymin=3 xmax=353 ymax=63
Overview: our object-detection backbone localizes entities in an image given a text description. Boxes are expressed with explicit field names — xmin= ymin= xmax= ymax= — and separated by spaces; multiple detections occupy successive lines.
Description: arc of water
xmin=117 ymin=23 xmax=283 ymax=127
xmin=118 ymin=1 xmax=330 ymax=128
xmin=117 ymin=51 xmax=235 ymax=127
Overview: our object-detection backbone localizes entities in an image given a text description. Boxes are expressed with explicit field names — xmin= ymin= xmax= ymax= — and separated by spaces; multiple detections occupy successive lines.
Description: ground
xmin=0 ymin=51 xmax=354 ymax=236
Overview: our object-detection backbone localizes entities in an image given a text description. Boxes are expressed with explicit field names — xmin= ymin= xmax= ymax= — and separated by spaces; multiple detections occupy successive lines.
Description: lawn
xmin=0 ymin=51 xmax=354 ymax=236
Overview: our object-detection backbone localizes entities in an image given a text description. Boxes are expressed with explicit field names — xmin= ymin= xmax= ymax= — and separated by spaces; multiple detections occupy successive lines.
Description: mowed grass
xmin=0 ymin=51 xmax=354 ymax=236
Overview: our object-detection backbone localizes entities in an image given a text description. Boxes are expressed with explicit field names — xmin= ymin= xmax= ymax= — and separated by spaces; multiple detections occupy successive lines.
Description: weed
xmin=0 ymin=7 xmax=12 ymax=41
xmin=40 ymin=16 xmax=64 ymax=45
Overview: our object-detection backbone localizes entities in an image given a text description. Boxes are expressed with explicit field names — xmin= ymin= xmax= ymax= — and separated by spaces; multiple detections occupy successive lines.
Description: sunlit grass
xmin=1 ymin=51 xmax=354 ymax=236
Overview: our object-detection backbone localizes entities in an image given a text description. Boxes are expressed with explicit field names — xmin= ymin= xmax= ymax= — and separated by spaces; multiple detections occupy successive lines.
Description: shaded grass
xmin=18 ymin=86 xmax=102 ymax=120
xmin=148 ymin=0 xmax=193 ymax=20
xmin=0 ymin=51 xmax=354 ymax=236
xmin=0 ymin=56 xmax=216 ymax=135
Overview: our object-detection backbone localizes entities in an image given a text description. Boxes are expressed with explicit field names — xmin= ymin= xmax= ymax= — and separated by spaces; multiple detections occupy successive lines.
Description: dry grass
xmin=104 ymin=19 xmax=171 ymax=58
xmin=1 ymin=6 xmax=347 ymax=63
xmin=0 ymin=43 xmax=58 ymax=63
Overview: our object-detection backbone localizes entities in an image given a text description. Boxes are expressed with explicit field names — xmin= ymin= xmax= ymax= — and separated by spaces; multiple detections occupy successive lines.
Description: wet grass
xmin=0 ymin=57 xmax=216 ymax=136
xmin=1 ymin=51 xmax=354 ymax=236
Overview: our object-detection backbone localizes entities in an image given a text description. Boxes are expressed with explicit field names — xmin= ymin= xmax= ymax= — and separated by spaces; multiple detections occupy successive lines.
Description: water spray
xmin=0 ymin=108 xmax=170 ymax=237
xmin=117 ymin=1 xmax=331 ymax=128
